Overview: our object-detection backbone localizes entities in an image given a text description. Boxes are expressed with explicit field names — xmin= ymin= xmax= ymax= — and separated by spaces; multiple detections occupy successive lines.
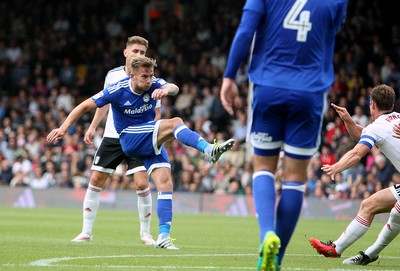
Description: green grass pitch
xmin=0 ymin=206 xmax=399 ymax=270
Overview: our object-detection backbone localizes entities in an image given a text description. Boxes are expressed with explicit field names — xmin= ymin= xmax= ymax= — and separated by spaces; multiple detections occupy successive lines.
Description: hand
xmin=151 ymin=88 xmax=167 ymax=100
xmin=46 ymin=128 xmax=66 ymax=143
xmin=321 ymin=164 xmax=336 ymax=180
xmin=84 ymin=126 xmax=95 ymax=145
xmin=331 ymin=103 xmax=352 ymax=123
xmin=393 ymin=123 xmax=400 ymax=138
xmin=220 ymin=78 xmax=242 ymax=116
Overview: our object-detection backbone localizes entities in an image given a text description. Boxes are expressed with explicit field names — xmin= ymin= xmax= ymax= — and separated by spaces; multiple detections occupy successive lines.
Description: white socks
xmin=334 ymin=215 xmax=370 ymax=254
xmin=365 ymin=201 xmax=400 ymax=259
xmin=137 ymin=187 xmax=152 ymax=234
xmin=82 ymin=183 xmax=102 ymax=235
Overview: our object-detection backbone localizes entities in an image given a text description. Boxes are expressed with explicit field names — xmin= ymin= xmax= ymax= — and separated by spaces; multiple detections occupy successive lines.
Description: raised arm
xmin=47 ymin=98 xmax=97 ymax=143
xmin=151 ymin=83 xmax=179 ymax=100
xmin=331 ymin=103 xmax=364 ymax=141
xmin=321 ymin=143 xmax=370 ymax=180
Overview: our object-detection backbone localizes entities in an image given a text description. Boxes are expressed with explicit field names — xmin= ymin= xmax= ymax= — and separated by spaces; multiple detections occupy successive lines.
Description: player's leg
xmin=157 ymin=118 xmax=235 ymax=164
xmin=343 ymin=186 xmax=400 ymax=265
xmin=275 ymin=156 xmax=308 ymax=260
xmin=249 ymin=85 xmax=284 ymax=271
xmin=126 ymin=159 xmax=154 ymax=245
xmin=344 ymin=200 xmax=400 ymax=265
xmin=121 ymin=120 xmax=234 ymax=164
xmin=330 ymin=185 xmax=399 ymax=262
xmin=72 ymin=170 xmax=109 ymax=242
xmin=343 ymin=200 xmax=400 ymax=266
xmin=72 ymin=138 xmax=124 ymax=242
xmin=151 ymin=168 xmax=178 ymax=250
xmin=143 ymin=149 xmax=178 ymax=250
xmin=253 ymin=154 xmax=281 ymax=271
xmin=275 ymin=89 xmax=324 ymax=265
xmin=335 ymin=188 xmax=395 ymax=253
xmin=311 ymin=187 xmax=396 ymax=257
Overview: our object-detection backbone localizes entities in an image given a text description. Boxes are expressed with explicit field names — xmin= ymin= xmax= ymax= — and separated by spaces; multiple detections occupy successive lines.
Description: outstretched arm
xmin=47 ymin=98 xmax=98 ymax=143
xmin=321 ymin=143 xmax=370 ymax=180
xmin=331 ymin=103 xmax=364 ymax=141
xmin=84 ymin=104 xmax=110 ymax=145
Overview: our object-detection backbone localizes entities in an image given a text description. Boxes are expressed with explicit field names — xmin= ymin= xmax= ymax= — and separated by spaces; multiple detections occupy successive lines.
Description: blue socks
xmin=157 ymin=191 xmax=173 ymax=237
xmin=276 ymin=181 xmax=305 ymax=264
xmin=173 ymin=124 xmax=209 ymax=152
xmin=253 ymin=173 xmax=305 ymax=266
xmin=252 ymin=170 xmax=276 ymax=242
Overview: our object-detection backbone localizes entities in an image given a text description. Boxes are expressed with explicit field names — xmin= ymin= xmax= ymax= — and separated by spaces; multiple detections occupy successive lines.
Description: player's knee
xmin=171 ymin=117 xmax=183 ymax=127
xmin=134 ymin=177 xmax=149 ymax=190
xmin=133 ymin=171 xmax=149 ymax=190
xmin=90 ymin=172 xmax=108 ymax=188
xmin=359 ymin=197 xmax=376 ymax=215
xmin=155 ymin=177 xmax=173 ymax=191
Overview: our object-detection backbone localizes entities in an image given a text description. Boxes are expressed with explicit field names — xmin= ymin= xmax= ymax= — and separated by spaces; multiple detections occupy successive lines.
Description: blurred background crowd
xmin=1 ymin=0 xmax=400 ymax=200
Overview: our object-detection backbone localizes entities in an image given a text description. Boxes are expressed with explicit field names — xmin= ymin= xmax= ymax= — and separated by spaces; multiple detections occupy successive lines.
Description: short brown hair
xmin=126 ymin=36 xmax=149 ymax=49
xmin=370 ymin=84 xmax=395 ymax=111
xmin=130 ymin=56 xmax=157 ymax=73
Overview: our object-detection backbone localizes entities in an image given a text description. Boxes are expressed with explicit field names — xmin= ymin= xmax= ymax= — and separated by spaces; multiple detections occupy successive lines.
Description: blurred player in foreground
xmin=47 ymin=56 xmax=234 ymax=250
xmin=72 ymin=36 xmax=158 ymax=245
xmin=310 ymin=84 xmax=400 ymax=266
xmin=220 ymin=0 xmax=348 ymax=270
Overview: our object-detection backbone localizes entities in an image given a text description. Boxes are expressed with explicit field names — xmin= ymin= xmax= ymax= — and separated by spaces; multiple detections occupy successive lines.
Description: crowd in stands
xmin=0 ymin=0 xmax=400 ymax=199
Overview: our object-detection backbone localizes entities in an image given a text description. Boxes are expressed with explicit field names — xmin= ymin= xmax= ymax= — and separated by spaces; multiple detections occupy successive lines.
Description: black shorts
xmin=390 ymin=184 xmax=400 ymax=200
xmin=92 ymin=137 xmax=144 ymax=175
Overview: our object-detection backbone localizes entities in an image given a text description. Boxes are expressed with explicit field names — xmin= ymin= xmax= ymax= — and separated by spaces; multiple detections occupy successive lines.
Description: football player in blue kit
xmin=47 ymin=56 xmax=234 ymax=250
xmin=72 ymin=36 xmax=157 ymax=245
xmin=220 ymin=0 xmax=348 ymax=270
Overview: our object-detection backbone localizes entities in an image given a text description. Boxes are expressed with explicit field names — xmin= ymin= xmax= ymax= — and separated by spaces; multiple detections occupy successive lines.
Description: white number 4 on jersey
xmin=283 ymin=0 xmax=312 ymax=42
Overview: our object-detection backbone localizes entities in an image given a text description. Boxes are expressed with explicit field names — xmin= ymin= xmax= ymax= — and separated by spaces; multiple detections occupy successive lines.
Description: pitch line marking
xmin=24 ymin=253 xmax=400 ymax=270
xmin=29 ymin=254 xmax=256 ymax=266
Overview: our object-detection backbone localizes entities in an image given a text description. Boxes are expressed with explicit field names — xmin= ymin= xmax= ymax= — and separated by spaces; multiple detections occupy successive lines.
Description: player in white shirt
xmin=310 ymin=84 xmax=400 ymax=265
xmin=72 ymin=36 xmax=161 ymax=245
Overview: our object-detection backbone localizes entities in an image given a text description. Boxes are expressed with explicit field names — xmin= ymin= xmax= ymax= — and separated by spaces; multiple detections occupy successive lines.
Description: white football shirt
xmin=359 ymin=112 xmax=400 ymax=171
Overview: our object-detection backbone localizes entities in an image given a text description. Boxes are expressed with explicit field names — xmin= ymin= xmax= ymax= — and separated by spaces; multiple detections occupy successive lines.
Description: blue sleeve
xmin=223 ymin=9 xmax=263 ymax=79
xmin=152 ymin=77 xmax=168 ymax=88
xmin=333 ymin=0 xmax=349 ymax=32
xmin=92 ymin=90 xmax=110 ymax=108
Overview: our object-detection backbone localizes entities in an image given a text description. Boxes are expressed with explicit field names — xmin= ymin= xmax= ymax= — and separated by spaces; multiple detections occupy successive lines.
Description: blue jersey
xmin=225 ymin=0 xmax=348 ymax=92
xmin=92 ymin=76 xmax=167 ymax=133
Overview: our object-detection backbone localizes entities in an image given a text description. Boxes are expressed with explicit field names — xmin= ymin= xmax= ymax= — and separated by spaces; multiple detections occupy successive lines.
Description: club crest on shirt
xmin=92 ymin=91 xmax=104 ymax=99
xmin=143 ymin=93 xmax=150 ymax=102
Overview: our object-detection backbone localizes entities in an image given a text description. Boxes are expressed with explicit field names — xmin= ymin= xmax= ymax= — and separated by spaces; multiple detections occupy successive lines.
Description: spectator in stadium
xmin=11 ymin=150 xmax=33 ymax=182
xmin=30 ymin=166 xmax=51 ymax=189
xmin=352 ymin=105 xmax=369 ymax=127
xmin=46 ymin=56 xmax=235 ymax=250
xmin=220 ymin=0 xmax=348 ymax=270
xmin=0 ymin=158 xmax=13 ymax=185
xmin=310 ymin=84 xmax=400 ymax=266
xmin=374 ymin=153 xmax=394 ymax=188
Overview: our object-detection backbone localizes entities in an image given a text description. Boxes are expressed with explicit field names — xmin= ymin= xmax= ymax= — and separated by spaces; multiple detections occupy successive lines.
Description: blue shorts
xmin=120 ymin=120 xmax=170 ymax=175
xmin=249 ymin=85 xmax=327 ymax=159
